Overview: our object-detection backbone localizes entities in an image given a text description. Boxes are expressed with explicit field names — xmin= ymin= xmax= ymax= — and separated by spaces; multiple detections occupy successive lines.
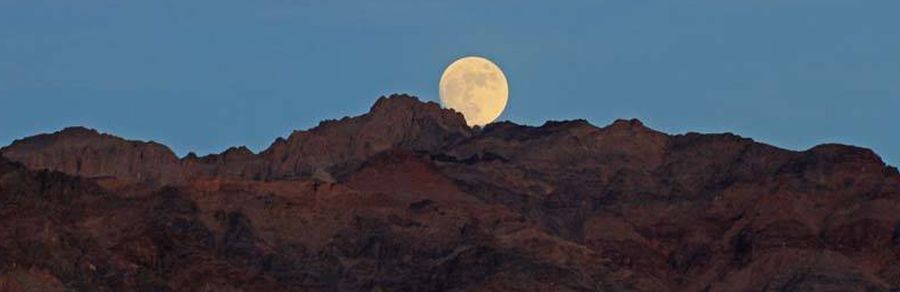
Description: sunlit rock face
xmin=1 ymin=127 xmax=186 ymax=186
xmin=1 ymin=95 xmax=899 ymax=290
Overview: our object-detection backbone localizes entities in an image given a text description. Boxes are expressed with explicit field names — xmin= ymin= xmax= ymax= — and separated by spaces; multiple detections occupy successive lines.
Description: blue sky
xmin=1 ymin=1 xmax=898 ymax=165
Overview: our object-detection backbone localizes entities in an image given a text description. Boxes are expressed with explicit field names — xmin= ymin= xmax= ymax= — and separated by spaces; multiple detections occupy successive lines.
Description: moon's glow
xmin=439 ymin=56 xmax=509 ymax=127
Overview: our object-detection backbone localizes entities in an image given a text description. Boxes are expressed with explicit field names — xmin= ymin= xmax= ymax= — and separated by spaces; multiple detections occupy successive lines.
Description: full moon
xmin=439 ymin=56 xmax=509 ymax=127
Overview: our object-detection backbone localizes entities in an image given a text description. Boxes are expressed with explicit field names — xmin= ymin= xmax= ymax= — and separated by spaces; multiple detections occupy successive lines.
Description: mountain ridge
xmin=1 ymin=93 xmax=898 ymax=290
xmin=5 ymin=94 xmax=892 ymax=183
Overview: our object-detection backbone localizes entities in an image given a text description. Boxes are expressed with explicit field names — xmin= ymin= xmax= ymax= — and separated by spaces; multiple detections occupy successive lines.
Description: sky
xmin=1 ymin=1 xmax=898 ymax=165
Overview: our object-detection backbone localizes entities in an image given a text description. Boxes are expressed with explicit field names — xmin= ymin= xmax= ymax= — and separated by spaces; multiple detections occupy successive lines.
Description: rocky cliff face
xmin=2 ymin=94 xmax=471 ymax=184
xmin=1 ymin=127 xmax=185 ymax=185
xmin=1 ymin=94 xmax=898 ymax=291
xmin=257 ymin=94 xmax=472 ymax=179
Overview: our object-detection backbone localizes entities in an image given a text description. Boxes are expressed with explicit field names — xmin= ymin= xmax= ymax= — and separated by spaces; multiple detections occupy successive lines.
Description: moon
xmin=439 ymin=56 xmax=509 ymax=127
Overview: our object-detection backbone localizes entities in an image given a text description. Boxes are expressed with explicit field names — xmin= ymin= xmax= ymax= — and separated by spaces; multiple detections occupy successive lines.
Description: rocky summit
xmin=1 ymin=94 xmax=899 ymax=291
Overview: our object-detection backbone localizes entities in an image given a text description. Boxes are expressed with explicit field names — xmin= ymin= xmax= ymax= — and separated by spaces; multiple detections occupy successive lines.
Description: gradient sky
xmin=2 ymin=1 xmax=898 ymax=165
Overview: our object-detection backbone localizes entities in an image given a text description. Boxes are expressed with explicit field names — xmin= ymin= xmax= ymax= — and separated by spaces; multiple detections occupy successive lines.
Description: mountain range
xmin=1 ymin=94 xmax=898 ymax=291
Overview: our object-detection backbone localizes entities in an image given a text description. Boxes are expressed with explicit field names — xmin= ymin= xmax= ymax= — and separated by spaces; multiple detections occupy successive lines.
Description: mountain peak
xmin=540 ymin=119 xmax=595 ymax=129
xmin=803 ymin=143 xmax=887 ymax=170
xmin=58 ymin=126 xmax=101 ymax=136
xmin=222 ymin=146 xmax=255 ymax=157
xmin=255 ymin=94 xmax=472 ymax=180
xmin=370 ymin=93 xmax=432 ymax=112
xmin=1 ymin=126 xmax=183 ymax=185
xmin=607 ymin=118 xmax=648 ymax=131
xmin=368 ymin=94 xmax=467 ymax=127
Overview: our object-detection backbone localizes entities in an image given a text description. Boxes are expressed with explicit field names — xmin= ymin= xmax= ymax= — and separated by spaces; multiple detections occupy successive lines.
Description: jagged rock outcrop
xmin=2 ymin=94 xmax=471 ymax=184
xmin=255 ymin=94 xmax=472 ymax=179
xmin=1 ymin=94 xmax=898 ymax=291
xmin=1 ymin=127 xmax=185 ymax=185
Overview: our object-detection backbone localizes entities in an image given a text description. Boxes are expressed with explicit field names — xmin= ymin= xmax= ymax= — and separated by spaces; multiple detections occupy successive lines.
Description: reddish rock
xmin=256 ymin=94 xmax=472 ymax=179
xmin=1 ymin=127 xmax=184 ymax=186
xmin=1 ymin=94 xmax=898 ymax=291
